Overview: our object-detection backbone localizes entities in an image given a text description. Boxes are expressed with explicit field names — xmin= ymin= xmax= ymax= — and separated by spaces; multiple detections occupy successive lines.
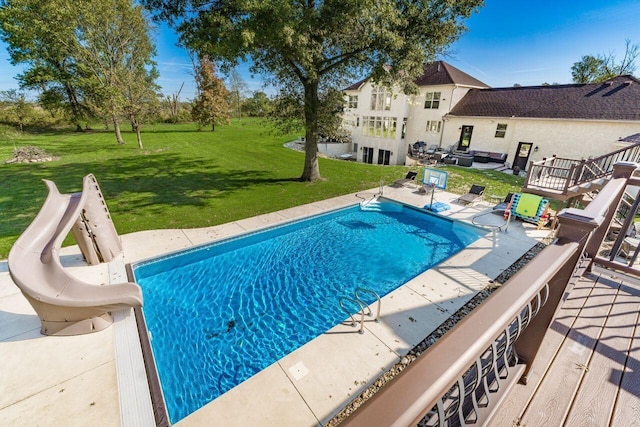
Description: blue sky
xmin=1 ymin=1 xmax=639 ymax=100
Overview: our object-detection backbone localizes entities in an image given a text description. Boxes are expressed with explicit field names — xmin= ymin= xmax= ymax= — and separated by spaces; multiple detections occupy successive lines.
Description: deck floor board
xmin=519 ymin=276 xmax=617 ymax=426
xmin=610 ymin=275 xmax=640 ymax=426
xmin=490 ymin=268 xmax=640 ymax=427
xmin=565 ymin=275 xmax=640 ymax=426
xmin=488 ymin=276 xmax=594 ymax=426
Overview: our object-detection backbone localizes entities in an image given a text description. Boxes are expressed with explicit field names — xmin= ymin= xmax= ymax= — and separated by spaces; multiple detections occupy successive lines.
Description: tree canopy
xmin=191 ymin=57 xmax=231 ymax=131
xmin=571 ymin=39 xmax=639 ymax=83
xmin=0 ymin=0 xmax=89 ymax=130
xmin=142 ymin=0 xmax=484 ymax=181
xmin=0 ymin=0 xmax=159 ymax=143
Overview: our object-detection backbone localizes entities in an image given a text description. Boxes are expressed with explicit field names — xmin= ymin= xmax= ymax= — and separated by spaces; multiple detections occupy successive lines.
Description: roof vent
xmin=623 ymin=80 xmax=633 ymax=86
xmin=603 ymin=80 xmax=613 ymax=86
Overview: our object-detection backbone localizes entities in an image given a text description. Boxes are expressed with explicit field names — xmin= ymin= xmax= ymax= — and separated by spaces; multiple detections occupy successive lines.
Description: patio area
xmin=0 ymin=184 xmax=551 ymax=426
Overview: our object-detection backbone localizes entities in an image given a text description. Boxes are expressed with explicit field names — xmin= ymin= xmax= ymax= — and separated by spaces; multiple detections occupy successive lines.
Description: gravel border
xmin=327 ymin=240 xmax=550 ymax=426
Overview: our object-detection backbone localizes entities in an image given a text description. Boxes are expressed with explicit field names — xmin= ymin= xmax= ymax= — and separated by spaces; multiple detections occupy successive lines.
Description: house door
xmin=362 ymin=147 xmax=374 ymax=164
xmin=377 ymin=149 xmax=391 ymax=165
xmin=457 ymin=125 xmax=473 ymax=151
xmin=513 ymin=142 xmax=533 ymax=171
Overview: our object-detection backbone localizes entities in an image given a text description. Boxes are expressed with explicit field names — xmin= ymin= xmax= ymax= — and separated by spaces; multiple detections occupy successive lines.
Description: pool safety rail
xmin=338 ymin=288 xmax=381 ymax=334
xmin=342 ymin=162 xmax=640 ymax=426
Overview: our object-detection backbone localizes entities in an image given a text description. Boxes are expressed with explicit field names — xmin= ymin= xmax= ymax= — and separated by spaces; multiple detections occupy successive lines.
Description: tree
xmin=74 ymin=0 xmax=159 ymax=146
xmin=227 ymin=68 xmax=248 ymax=120
xmin=572 ymin=39 xmax=639 ymax=83
xmin=142 ymin=0 xmax=483 ymax=181
xmin=244 ymin=91 xmax=272 ymax=117
xmin=0 ymin=89 xmax=35 ymax=131
xmin=191 ymin=56 xmax=231 ymax=131
xmin=0 ymin=0 xmax=90 ymax=131
xmin=571 ymin=55 xmax=606 ymax=83
xmin=165 ymin=82 xmax=184 ymax=123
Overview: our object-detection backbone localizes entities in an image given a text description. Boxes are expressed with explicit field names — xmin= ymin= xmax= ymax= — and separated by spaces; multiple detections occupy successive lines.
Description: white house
xmin=343 ymin=62 xmax=640 ymax=169
xmin=342 ymin=61 xmax=488 ymax=165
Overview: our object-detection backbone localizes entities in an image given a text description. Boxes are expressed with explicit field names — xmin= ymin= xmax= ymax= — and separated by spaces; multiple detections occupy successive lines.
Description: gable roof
xmin=414 ymin=61 xmax=489 ymax=88
xmin=343 ymin=60 xmax=489 ymax=91
xmin=344 ymin=78 xmax=367 ymax=91
xmin=449 ymin=76 xmax=640 ymax=121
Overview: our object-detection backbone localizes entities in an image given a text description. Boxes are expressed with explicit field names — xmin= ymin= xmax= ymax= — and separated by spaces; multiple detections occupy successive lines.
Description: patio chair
xmin=393 ymin=171 xmax=418 ymax=187
xmin=508 ymin=193 xmax=550 ymax=228
xmin=425 ymin=144 xmax=439 ymax=155
xmin=456 ymin=184 xmax=485 ymax=205
xmin=492 ymin=193 xmax=514 ymax=214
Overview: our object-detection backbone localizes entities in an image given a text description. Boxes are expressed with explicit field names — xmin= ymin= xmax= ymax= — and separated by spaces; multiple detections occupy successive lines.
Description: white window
xmin=495 ymin=123 xmax=507 ymax=138
xmin=347 ymin=95 xmax=358 ymax=109
xmin=426 ymin=120 xmax=442 ymax=133
xmin=424 ymin=92 xmax=441 ymax=109
xmin=370 ymin=87 xmax=392 ymax=111
xmin=362 ymin=116 xmax=397 ymax=138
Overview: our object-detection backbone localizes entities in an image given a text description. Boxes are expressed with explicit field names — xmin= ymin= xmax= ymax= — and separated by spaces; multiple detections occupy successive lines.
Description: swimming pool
xmin=132 ymin=200 xmax=484 ymax=423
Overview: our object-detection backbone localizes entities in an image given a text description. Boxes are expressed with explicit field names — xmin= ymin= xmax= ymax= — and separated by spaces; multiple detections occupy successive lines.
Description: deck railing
xmin=524 ymin=143 xmax=640 ymax=196
xmin=342 ymin=162 xmax=640 ymax=427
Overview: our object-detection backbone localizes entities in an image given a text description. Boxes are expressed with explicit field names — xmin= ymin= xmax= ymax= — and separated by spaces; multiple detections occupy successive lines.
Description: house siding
xmin=343 ymin=81 xmax=411 ymax=165
xmin=341 ymin=64 xmax=639 ymax=168
xmin=443 ymin=116 xmax=640 ymax=166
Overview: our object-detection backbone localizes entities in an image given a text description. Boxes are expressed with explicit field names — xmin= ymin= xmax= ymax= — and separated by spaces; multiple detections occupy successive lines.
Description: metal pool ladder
xmin=338 ymin=287 xmax=381 ymax=334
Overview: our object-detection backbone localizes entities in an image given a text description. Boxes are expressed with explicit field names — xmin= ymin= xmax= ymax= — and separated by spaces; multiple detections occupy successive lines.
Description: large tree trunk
xmin=113 ymin=116 xmax=125 ymax=144
xmin=135 ymin=127 xmax=143 ymax=149
xmin=300 ymin=80 xmax=321 ymax=182
xmin=62 ymin=81 xmax=84 ymax=132
xmin=130 ymin=114 xmax=143 ymax=149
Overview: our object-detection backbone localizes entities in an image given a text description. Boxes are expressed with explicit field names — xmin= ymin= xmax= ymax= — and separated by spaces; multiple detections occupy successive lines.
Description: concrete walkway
xmin=0 ymin=185 xmax=550 ymax=426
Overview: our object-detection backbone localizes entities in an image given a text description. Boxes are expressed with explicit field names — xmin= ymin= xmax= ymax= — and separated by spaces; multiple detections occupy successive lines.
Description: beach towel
xmin=425 ymin=202 xmax=450 ymax=213
xmin=515 ymin=194 xmax=542 ymax=217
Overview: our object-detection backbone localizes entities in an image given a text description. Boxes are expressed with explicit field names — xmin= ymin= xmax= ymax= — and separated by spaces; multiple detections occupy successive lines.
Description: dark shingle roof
xmin=344 ymin=78 xmax=367 ymax=91
xmin=449 ymin=76 xmax=640 ymax=120
xmin=414 ymin=61 xmax=489 ymax=88
xmin=619 ymin=133 xmax=640 ymax=143
xmin=343 ymin=61 xmax=489 ymax=91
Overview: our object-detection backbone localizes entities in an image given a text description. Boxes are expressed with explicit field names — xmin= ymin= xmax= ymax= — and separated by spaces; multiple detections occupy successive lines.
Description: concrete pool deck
xmin=0 ymin=185 xmax=551 ymax=426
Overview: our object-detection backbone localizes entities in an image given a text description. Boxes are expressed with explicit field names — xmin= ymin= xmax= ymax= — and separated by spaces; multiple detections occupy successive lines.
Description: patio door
xmin=377 ymin=149 xmax=391 ymax=165
xmin=362 ymin=147 xmax=374 ymax=164
xmin=457 ymin=125 xmax=473 ymax=151
xmin=513 ymin=142 xmax=533 ymax=171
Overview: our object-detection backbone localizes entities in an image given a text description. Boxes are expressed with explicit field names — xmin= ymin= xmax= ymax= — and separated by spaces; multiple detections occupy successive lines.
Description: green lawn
xmin=0 ymin=119 xmax=524 ymax=259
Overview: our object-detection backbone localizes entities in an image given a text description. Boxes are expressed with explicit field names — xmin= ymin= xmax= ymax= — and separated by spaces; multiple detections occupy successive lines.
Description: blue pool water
xmin=133 ymin=201 xmax=484 ymax=423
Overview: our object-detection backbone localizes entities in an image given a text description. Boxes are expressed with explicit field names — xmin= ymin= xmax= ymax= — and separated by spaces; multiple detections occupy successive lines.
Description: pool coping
xmin=112 ymin=186 xmax=551 ymax=426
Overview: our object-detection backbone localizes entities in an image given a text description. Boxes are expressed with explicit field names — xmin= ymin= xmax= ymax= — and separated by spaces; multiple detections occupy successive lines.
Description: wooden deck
xmin=490 ymin=266 xmax=640 ymax=426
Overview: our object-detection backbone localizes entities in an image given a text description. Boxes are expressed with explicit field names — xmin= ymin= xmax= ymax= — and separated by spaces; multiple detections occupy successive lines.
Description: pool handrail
xmin=354 ymin=287 xmax=381 ymax=323
xmin=338 ymin=296 xmax=367 ymax=334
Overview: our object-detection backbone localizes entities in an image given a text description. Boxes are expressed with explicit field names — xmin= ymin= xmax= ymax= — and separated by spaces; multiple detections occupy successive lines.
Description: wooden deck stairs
xmin=522 ymin=143 xmax=640 ymax=203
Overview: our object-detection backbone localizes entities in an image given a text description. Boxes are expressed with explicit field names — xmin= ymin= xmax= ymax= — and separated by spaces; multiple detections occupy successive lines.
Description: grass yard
xmin=0 ymin=119 xmax=524 ymax=259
